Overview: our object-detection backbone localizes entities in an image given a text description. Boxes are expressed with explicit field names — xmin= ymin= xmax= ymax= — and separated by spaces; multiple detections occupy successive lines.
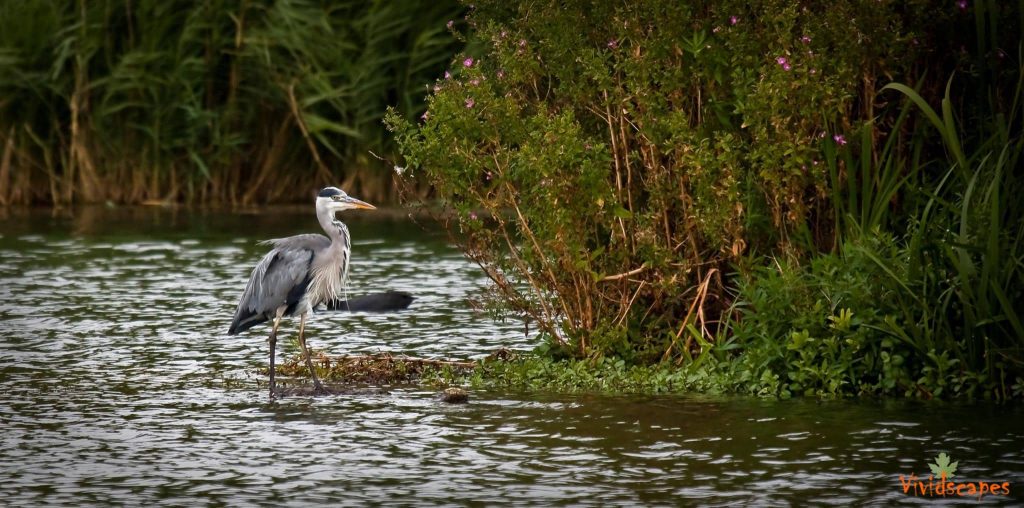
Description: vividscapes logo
xmin=899 ymin=453 xmax=1012 ymax=501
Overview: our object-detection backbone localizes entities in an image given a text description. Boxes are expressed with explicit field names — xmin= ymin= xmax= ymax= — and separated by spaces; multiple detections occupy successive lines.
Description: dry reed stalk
xmin=661 ymin=268 xmax=718 ymax=364
xmin=0 ymin=126 xmax=14 ymax=206
xmin=286 ymin=82 xmax=334 ymax=185
xmin=241 ymin=116 xmax=294 ymax=205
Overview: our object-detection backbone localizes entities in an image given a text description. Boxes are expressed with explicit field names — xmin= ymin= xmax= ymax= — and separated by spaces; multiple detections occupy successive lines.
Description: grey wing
xmin=228 ymin=246 xmax=315 ymax=334
xmin=260 ymin=234 xmax=330 ymax=252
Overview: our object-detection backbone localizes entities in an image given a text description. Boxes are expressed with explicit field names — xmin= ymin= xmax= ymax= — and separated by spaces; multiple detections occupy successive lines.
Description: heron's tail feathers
xmin=228 ymin=309 xmax=267 ymax=335
xmin=325 ymin=290 xmax=414 ymax=312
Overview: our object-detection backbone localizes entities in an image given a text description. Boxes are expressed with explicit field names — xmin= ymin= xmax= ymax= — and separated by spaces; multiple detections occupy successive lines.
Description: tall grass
xmin=0 ymin=0 xmax=464 ymax=205
xmin=733 ymin=60 xmax=1024 ymax=399
xmin=873 ymin=73 xmax=1024 ymax=375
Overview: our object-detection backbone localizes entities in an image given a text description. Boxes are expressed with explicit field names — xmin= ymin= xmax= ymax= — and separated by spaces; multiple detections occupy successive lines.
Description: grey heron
xmin=228 ymin=186 xmax=375 ymax=398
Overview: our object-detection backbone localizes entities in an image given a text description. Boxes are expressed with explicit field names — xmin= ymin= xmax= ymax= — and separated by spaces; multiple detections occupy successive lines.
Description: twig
xmin=323 ymin=353 xmax=477 ymax=369
xmin=661 ymin=268 xmax=718 ymax=364
xmin=615 ymin=280 xmax=647 ymax=327
xmin=601 ymin=264 xmax=647 ymax=281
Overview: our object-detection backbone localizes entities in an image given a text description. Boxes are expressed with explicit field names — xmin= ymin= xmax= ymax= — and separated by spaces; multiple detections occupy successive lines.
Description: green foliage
xmin=728 ymin=235 xmax=953 ymax=398
xmin=731 ymin=72 xmax=1024 ymax=400
xmin=388 ymin=0 xmax=932 ymax=361
xmin=388 ymin=0 xmax=1022 ymax=400
xmin=452 ymin=352 xmax=730 ymax=395
xmin=0 ymin=0 xmax=464 ymax=204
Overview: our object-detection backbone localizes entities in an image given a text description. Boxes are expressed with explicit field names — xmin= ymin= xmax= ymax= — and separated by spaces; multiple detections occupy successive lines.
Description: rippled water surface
xmin=1 ymin=207 xmax=1022 ymax=506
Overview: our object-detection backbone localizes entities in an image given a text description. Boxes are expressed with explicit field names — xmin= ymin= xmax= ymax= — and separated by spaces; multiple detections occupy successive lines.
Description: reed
xmin=873 ymin=74 xmax=1024 ymax=374
xmin=0 ymin=0 xmax=464 ymax=205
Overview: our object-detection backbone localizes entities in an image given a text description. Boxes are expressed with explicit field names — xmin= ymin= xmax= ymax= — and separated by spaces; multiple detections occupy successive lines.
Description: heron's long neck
xmin=316 ymin=207 xmax=351 ymax=297
xmin=317 ymin=208 xmax=349 ymax=248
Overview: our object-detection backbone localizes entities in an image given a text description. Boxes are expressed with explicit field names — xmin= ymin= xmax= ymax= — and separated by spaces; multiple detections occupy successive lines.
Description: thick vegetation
xmin=0 ymin=0 xmax=463 ymax=205
xmin=389 ymin=0 xmax=1023 ymax=400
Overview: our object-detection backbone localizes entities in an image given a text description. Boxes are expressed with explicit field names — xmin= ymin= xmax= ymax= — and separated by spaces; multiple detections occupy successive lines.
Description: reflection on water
xmin=1 ymin=206 xmax=1022 ymax=505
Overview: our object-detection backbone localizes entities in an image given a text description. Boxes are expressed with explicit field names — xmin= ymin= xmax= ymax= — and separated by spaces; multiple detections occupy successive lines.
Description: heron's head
xmin=316 ymin=187 xmax=376 ymax=218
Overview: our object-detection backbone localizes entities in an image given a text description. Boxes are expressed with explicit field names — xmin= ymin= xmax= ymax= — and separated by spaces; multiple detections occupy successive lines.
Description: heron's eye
xmin=332 ymin=195 xmax=341 ymax=201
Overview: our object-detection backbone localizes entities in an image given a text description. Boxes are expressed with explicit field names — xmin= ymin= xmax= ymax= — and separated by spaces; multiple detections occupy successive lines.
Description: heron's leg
xmin=268 ymin=315 xmax=282 ymax=399
xmin=297 ymin=312 xmax=327 ymax=393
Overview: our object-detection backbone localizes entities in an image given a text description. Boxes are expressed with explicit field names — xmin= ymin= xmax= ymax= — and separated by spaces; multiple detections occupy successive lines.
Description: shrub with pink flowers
xmin=386 ymin=0 xmax=1021 ymax=392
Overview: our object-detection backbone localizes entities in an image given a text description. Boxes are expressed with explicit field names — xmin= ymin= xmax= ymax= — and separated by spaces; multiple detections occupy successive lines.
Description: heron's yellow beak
xmin=344 ymin=196 xmax=376 ymax=210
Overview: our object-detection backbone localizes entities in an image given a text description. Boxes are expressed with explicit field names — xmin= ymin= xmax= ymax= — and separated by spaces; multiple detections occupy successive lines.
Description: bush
xmin=388 ymin=0 xmax=1023 ymax=399
xmin=388 ymin=0 xmax=940 ymax=360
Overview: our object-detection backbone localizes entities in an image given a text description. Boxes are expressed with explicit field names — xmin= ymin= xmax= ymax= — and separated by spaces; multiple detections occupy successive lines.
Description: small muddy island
xmin=268 ymin=352 xmax=477 ymax=399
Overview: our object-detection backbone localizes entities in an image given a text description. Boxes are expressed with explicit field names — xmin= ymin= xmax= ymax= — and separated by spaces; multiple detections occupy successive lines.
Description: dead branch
xmin=601 ymin=264 xmax=647 ymax=281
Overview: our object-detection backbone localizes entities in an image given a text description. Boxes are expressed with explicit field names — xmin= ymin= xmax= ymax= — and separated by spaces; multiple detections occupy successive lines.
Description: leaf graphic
xmin=929 ymin=453 xmax=957 ymax=479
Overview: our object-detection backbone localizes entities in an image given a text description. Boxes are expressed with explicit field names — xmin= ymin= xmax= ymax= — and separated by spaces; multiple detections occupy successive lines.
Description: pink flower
xmin=470 ymin=78 xmax=480 ymax=86
xmin=469 ymin=211 xmax=478 ymax=220
xmin=446 ymin=20 xmax=454 ymax=30
xmin=444 ymin=71 xmax=452 ymax=80
xmin=730 ymin=15 xmax=739 ymax=25
xmin=957 ymin=0 xmax=967 ymax=10
xmin=607 ymin=39 xmax=618 ymax=49
xmin=776 ymin=56 xmax=788 ymax=66
xmin=801 ymin=35 xmax=811 ymax=44
xmin=809 ymin=68 xmax=817 ymax=75
xmin=496 ymin=69 xmax=505 ymax=79
xmin=463 ymin=57 xmax=474 ymax=67
xmin=518 ymin=39 xmax=527 ymax=48
xmin=713 ymin=26 xmax=722 ymax=33
xmin=500 ymin=30 xmax=508 ymax=38
xmin=782 ymin=63 xmax=791 ymax=71
xmin=833 ymin=134 xmax=847 ymax=145
xmin=421 ymin=111 xmax=429 ymax=121
xmin=465 ymin=97 xmax=475 ymax=108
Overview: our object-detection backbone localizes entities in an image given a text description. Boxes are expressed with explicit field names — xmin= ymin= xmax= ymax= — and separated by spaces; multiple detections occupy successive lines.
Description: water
xmin=1 ymin=206 xmax=1022 ymax=506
